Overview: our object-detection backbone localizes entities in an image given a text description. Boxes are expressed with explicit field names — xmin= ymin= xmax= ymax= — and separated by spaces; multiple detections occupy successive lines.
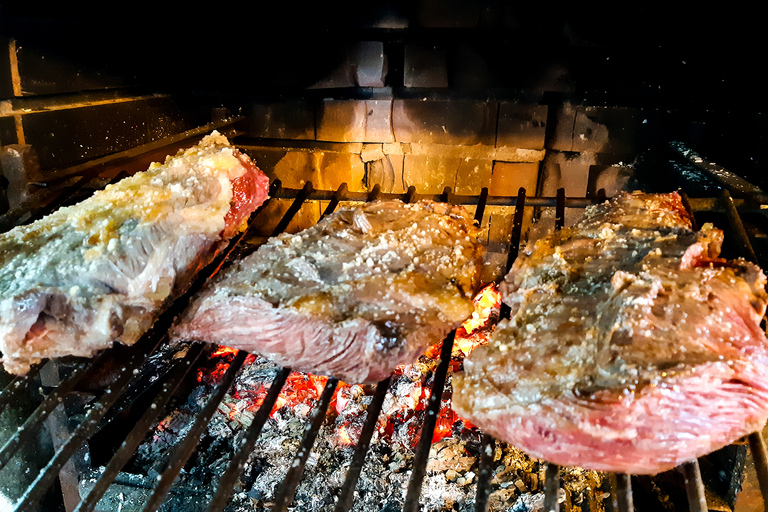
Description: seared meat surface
xmin=453 ymin=192 xmax=768 ymax=474
xmin=173 ymin=200 xmax=484 ymax=383
xmin=0 ymin=132 xmax=269 ymax=375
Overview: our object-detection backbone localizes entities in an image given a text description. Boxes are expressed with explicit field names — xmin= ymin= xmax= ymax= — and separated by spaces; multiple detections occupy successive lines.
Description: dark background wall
xmin=0 ymin=4 xmax=766 ymax=187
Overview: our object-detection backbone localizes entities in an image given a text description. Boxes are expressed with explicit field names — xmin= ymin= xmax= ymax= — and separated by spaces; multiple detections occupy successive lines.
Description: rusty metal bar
xmin=403 ymin=331 xmax=457 ymax=512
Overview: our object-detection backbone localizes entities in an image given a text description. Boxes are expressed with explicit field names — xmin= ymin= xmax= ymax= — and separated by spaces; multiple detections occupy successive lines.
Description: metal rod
xmin=596 ymin=188 xmax=607 ymax=202
xmin=506 ymin=187 xmax=527 ymax=274
xmin=543 ymin=463 xmax=560 ymax=512
xmin=74 ymin=343 xmax=205 ymax=512
xmin=333 ymin=376 xmax=392 ymax=512
xmin=748 ymin=431 xmax=768 ymax=509
xmin=320 ymin=183 xmax=348 ymax=220
xmin=15 ymin=335 xmax=166 ymax=512
xmin=0 ymin=359 xmax=94 ymax=471
xmin=367 ymin=184 xmax=381 ymax=202
xmin=473 ymin=433 xmax=495 ymax=512
xmin=499 ymin=188 xmax=526 ymax=320
xmin=405 ymin=185 xmax=417 ymax=204
xmin=141 ymin=350 xmax=249 ymax=512
xmin=555 ymin=188 xmax=566 ymax=231
xmin=206 ymin=366 xmax=293 ymax=512
xmin=271 ymin=181 xmax=314 ymax=237
xmin=721 ymin=189 xmax=759 ymax=263
xmin=609 ymin=473 xmax=634 ymax=512
xmin=679 ymin=191 xmax=699 ymax=231
xmin=271 ymin=377 xmax=340 ymax=512
xmin=474 ymin=187 xmax=489 ymax=225
xmin=441 ymin=186 xmax=454 ymax=204
xmin=403 ymin=331 xmax=456 ymax=512
xmin=679 ymin=460 xmax=707 ymax=512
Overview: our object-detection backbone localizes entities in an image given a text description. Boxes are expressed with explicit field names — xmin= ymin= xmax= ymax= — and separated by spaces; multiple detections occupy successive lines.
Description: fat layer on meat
xmin=172 ymin=200 xmax=484 ymax=384
xmin=453 ymin=191 xmax=768 ymax=474
xmin=0 ymin=132 xmax=269 ymax=375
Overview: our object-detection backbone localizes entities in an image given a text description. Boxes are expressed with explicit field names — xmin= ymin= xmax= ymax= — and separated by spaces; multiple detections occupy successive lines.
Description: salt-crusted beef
xmin=0 ymin=132 xmax=269 ymax=375
xmin=172 ymin=200 xmax=484 ymax=384
xmin=453 ymin=191 xmax=768 ymax=475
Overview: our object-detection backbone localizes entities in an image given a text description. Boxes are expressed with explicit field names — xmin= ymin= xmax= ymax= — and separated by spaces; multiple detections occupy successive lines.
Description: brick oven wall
xmin=1 ymin=6 xmax=765 ymax=230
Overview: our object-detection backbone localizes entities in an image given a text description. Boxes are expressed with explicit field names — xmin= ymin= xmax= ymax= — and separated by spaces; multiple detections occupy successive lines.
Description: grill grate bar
xmin=74 ymin=342 xmax=205 ymax=512
xmin=506 ymin=187 xmax=527 ymax=273
xmin=403 ymin=330 xmax=457 ymax=512
xmin=141 ymin=350 xmax=249 ymax=512
xmin=367 ymin=183 xmax=381 ymax=202
xmin=543 ymin=463 xmax=561 ymax=512
xmin=333 ymin=376 xmax=393 ymax=512
xmin=321 ymin=183 xmax=349 ymax=220
xmin=272 ymin=181 xmax=314 ymax=237
xmin=555 ymin=188 xmax=566 ymax=231
xmin=206 ymin=366 xmax=292 ymax=512
xmin=721 ymin=189 xmax=759 ymax=263
xmin=271 ymin=377 xmax=341 ymax=512
xmin=609 ymin=473 xmax=634 ymax=512
xmin=473 ymin=187 xmax=489 ymax=225
xmin=0 ymin=358 xmax=93 ymax=471
xmin=748 ymin=432 xmax=768 ymax=505
xmin=3 ymin=178 xmax=768 ymax=511
xmin=15 ymin=334 xmax=168 ymax=512
xmin=679 ymin=460 xmax=707 ymax=512
xmin=473 ymin=433 xmax=495 ymax=512
xmin=405 ymin=185 xmax=418 ymax=204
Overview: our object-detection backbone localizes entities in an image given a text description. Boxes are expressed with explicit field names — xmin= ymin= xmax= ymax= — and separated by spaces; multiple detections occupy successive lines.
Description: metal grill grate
xmin=2 ymin=167 xmax=768 ymax=511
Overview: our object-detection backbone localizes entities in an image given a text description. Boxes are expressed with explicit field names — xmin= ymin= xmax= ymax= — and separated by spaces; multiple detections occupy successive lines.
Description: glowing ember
xmin=459 ymin=283 xmax=502 ymax=336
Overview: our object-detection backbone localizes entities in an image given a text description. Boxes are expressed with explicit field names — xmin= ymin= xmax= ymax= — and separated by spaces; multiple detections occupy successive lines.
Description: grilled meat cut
xmin=172 ymin=200 xmax=484 ymax=384
xmin=0 ymin=132 xmax=269 ymax=375
xmin=453 ymin=191 xmax=768 ymax=474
